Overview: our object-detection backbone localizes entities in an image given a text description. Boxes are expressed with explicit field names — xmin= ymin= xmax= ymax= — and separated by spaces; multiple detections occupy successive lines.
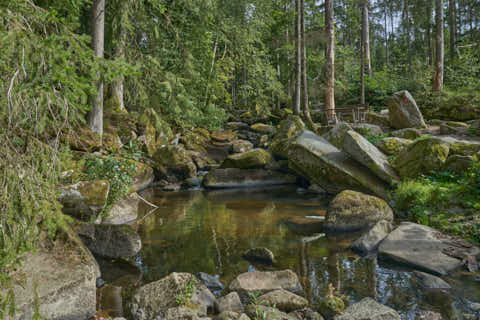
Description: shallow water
xmin=97 ymin=186 xmax=480 ymax=319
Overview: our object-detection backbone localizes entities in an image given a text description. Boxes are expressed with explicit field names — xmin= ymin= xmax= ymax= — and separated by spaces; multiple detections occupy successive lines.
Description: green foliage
xmin=393 ymin=163 xmax=480 ymax=242
xmin=366 ymin=133 xmax=390 ymax=144
xmin=175 ymin=278 xmax=198 ymax=307
xmin=82 ymin=155 xmax=138 ymax=212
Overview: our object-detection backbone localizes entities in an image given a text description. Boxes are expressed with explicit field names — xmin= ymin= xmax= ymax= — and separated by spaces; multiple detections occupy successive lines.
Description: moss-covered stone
xmin=390 ymin=128 xmax=421 ymax=140
xmin=102 ymin=124 xmax=123 ymax=153
xmin=375 ymin=137 xmax=412 ymax=156
xmin=62 ymin=127 xmax=102 ymax=152
xmin=322 ymin=123 xmax=353 ymax=149
xmin=104 ymin=111 xmax=139 ymax=144
xmin=211 ymin=130 xmax=237 ymax=142
xmin=351 ymin=123 xmax=384 ymax=137
xmin=251 ymin=123 xmax=276 ymax=134
xmin=220 ymin=148 xmax=272 ymax=169
xmin=152 ymin=145 xmax=197 ymax=182
xmin=325 ymin=190 xmax=394 ymax=232
xmin=138 ymin=108 xmax=173 ymax=157
xmin=231 ymin=139 xmax=254 ymax=154
xmin=393 ymin=137 xmax=450 ymax=178
xmin=270 ymin=116 xmax=305 ymax=159
xmin=366 ymin=111 xmax=391 ymax=127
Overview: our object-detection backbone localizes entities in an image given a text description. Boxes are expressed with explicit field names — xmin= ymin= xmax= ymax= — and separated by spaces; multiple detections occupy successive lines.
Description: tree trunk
xmin=360 ymin=21 xmax=365 ymax=105
xmin=362 ymin=0 xmax=372 ymax=76
xmin=294 ymin=0 xmax=301 ymax=115
xmin=89 ymin=0 xmax=105 ymax=137
xmin=324 ymin=0 xmax=335 ymax=118
xmin=403 ymin=0 xmax=411 ymax=59
xmin=112 ymin=33 xmax=126 ymax=112
xmin=433 ymin=0 xmax=444 ymax=91
xmin=449 ymin=0 xmax=457 ymax=59
xmin=427 ymin=0 xmax=433 ymax=65
xmin=384 ymin=0 xmax=389 ymax=66
xmin=300 ymin=0 xmax=315 ymax=129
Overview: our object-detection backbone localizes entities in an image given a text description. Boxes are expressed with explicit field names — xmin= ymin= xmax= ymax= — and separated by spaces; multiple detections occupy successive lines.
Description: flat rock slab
xmin=288 ymin=131 xmax=389 ymax=199
xmin=379 ymin=222 xmax=480 ymax=276
xmin=203 ymin=168 xmax=296 ymax=189
xmin=343 ymin=130 xmax=399 ymax=184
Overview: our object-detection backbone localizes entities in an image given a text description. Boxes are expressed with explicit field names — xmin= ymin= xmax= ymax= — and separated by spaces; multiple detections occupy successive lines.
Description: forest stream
xmin=96 ymin=186 xmax=480 ymax=320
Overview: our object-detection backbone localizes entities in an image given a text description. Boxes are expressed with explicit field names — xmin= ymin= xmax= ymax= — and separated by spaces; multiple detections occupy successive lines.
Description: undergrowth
xmin=393 ymin=161 xmax=480 ymax=243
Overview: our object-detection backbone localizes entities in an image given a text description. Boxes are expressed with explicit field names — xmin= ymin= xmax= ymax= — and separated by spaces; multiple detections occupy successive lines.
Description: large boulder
xmin=203 ymin=168 xmax=296 ymax=189
xmin=351 ymin=220 xmax=393 ymax=255
xmin=378 ymin=222 xmax=480 ymax=276
xmin=322 ymin=123 xmax=353 ymax=149
xmin=131 ymin=160 xmax=154 ymax=192
xmin=152 ymin=145 xmax=197 ymax=182
xmin=270 ymin=116 xmax=305 ymax=159
xmin=102 ymin=192 xmax=140 ymax=225
xmin=128 ymin=273 xmax=215 ymax=320
xmin=288 ymin=131 xmax=389 ymax=199
xmin=231 ymin=140 xmax=254 ymax=154
xmin=229 ymin=270 xmax=303 ymax=303
xmin=393 ymin=137 xmax=450 ymax=178
xmin=334 ymin=298 xmax=400 ymax=320
xmin=75 ymin=222 xmax=141 ymax=259
xmin=375 ymin=137 xmax=412 ymax=156
xmin=220 ymin=149 xmax=272 ymax=169
xmin=387 ymin=90 xmax=427 ymax=129
xmin=343 ymin=130 xmax=399 ymax=184
xmin=58 ymin=180 xmax=110 ymax=221
xmin=2 ymin=226 xmax=99 ymax=320
xmin=325 ymin=190 xmax=394 ymax=232
xmin=257 ymin=289 xmax=308 ymax=313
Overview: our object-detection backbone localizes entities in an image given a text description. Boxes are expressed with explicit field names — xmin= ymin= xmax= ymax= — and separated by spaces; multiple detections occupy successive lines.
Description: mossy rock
xmin=62 ymin=127 xmax=102 ymax=152
xmin=366 ymin=111 xmax=390 ymax=127
xmin=180 ymin=131 xmax=210 ymax=154
xmin=152 ymin=145 xmax=197 ymax=182
xmin=220 ymin=148 xmax=272 ymax=169
xmin=322 ymin=123 xmax=353 ymax=149
xmin=211 ymin=130 xmax=237 ymax=142
xmin=351 ymin=123 xmax=383 ymax=137
xmin=319 ymin=296 xmax=345 ymax=319
xmin=325 ymin=190 xmax=393 ymax=232
xmin=102 ymin=124 xmax=123 ymax=153
xmin=251 ymin=123 xmax=276 ymax=134
xmin=104 ymin=112 xmax=139 ymax=144
xmin=375 ymin=137 xmax=412 ymax=156
xmin=138 ymin=108 xmax=173 ymax=156
xmin=390 ymin=128 xmax=421 ymax=140
xmin=270 ymin=115 xmax=305 ymax=159
xmin=393 ymin=137 xmax=450 ymax=178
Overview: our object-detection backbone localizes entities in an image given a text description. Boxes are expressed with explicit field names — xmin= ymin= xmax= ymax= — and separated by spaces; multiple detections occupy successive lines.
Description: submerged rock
xmin=343 ymin=130 xmax=399 ymax=184
xmin=285 ymin=216 xmax=325 ymax=235
xmin=334 ymin=297 xmax=401 ymax=320
xmin=351 ymin=220 xmax=393 ymax=255
xmin=229 ymin=270 xmax=303 ymax=303
xmin=288 ymin=131 xmax=389 ymax=199
xmin=388 ymin=90 xmax=427 ymax=129
xmin=257 ymin=289 xmax=308 ymax=312
xmin=378 ymin=222 xmax=480 ymax=276
xmin=393 ymin=137 xmax=450 ymax=178
xmin=203 ymin=168 xmax=296 ymax=189
xmin=128 ymin=273 xmax=215 ymax=320
xmin=243 ymin=247 xmax=275 ymax=265
xmin=220 ymin=149 xmax=272 ymax=169
xmin=325 ymin=190 xmax=393 ymax=232
xmin=58 ymin=180 xmax=110 ymax=221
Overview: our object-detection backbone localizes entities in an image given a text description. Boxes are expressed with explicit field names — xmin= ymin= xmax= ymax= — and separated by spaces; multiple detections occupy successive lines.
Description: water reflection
xmin=99 ymin=186 xmax=480 ymax=319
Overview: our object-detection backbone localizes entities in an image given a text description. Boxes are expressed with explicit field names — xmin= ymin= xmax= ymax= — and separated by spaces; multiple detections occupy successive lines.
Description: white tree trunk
xmin=434 ymin=0 xmax=444 ymax=91
xmin=324 ymin=0 xmax=336 ymax=117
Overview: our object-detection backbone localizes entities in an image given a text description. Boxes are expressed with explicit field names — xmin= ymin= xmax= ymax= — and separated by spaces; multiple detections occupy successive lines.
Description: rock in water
xmin=229 ymin=270 xmax=303 ymax=303
xmin=152 ymin=145 xmax=197 ymax=182
xmin=220 ymin=149 xmax=272 ymax=169
xmin=387 ymin=90 xmax=427 ymax=129
xmin=203 ymin=168 xmax=296 ymax=189
xmin=288 ymin=131 xmax=389 ymax=199
xmin=102 ymin=192 xmax=140 ymax=225
xmin=351 ymin=220 xmax=393 ymax=255
xmin=378 ymin=222 xmax=480 ymax=276
xmin=257 ymin=289 xmax=308 ymax=312
xmin=334 ymin=297 xmax=401 ymax=320
xmin=343 ymin=130 xmax=399 ymax=184
xmin=393 ymin=137 xmax=450 ymax=178
xmin=413 ymin=271 xmax=451 ymax=289
xmin=243 ymin=247 xmax=275 ymax=265
xmin=128 ymin=273 xmax=215 ymax=320
xmin=325 ymin=190 xmax=394 ymax=232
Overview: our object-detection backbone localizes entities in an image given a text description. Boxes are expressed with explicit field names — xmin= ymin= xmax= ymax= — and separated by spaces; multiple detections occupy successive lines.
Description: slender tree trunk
xmin=360 ymin=21 xmax=365 ymax=105
xmin=433 ymin=0 xmax=444 ymax=91
xmin=404 ymin=0 xmax=411 ymax=59
xmin=89 ymin=0 xmax=105 ymax=137
xmin=324 ymin=0 xmax=335 ymax=118
xmin=427 ymin=0 xmax=433 ymax=65
xmin=384 ymin=0 xmax=389 ymax=66
xmin=111 ymin=0 xmax=128 ymax=112
xmin=362 ymin=0 xmax=372 ymax=76
xmin=294 ymin=0 xmax=301 ymax=115
xmin=300 ymin=0 xmax=315 ymax=129
xmin=449 ymin=0 xmax=457 ymax=59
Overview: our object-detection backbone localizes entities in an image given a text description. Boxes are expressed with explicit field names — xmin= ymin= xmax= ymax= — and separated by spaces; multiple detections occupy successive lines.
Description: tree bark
xmin=112 ymin=0 xmax=128 ymax=112
xmin=300 ymin=0 xmax=315 ymax=129
xmin=294 ymin=0 xmax=301 ymax=115
xmin=433 ymin=0 xmax=444 ymax=91
xmin=360 ymin=20 xmax=365 ymax=105
xmin=324 ymin=0 xmax=336 ymax=118
xmin=426 ymin=0 xmax=433 ymax=66
xmin=449 ymin=0 xmax=457 ymax=59
xmin=384 ymin=0 xmax=389 ymax=66
xmin=89 ymin=0 xmax=105 ymax=136
xmin=403 ymin=0 xmax=411 ymax=59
